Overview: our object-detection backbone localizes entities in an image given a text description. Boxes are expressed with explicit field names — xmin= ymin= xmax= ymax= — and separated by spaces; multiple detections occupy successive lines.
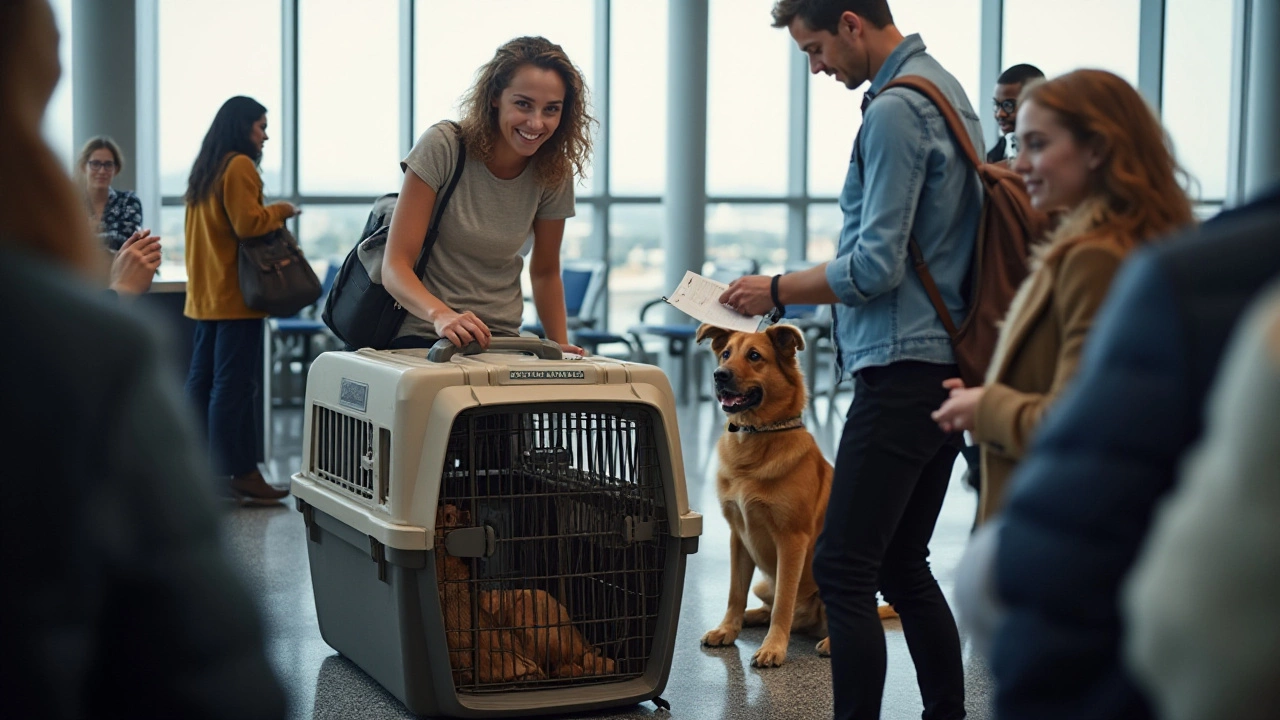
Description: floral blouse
xmin=93 ymin=187 xmax=143 ymax=251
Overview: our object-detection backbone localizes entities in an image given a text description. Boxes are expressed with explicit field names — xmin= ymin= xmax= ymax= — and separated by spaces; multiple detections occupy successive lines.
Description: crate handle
xmin=426 ymin=337 xmax=564 ymax=363
xmin=444 ymin=525 xmax=496 ymax=558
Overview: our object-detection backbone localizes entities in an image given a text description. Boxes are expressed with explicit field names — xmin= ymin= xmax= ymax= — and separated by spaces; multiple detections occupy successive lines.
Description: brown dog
xmin=696 ymin=323 xmax=893 ymax=668
xmin=436 ymin=505 xmax=616 ymax=684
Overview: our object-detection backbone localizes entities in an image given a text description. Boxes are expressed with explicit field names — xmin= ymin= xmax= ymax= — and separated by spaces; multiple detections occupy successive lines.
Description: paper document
xmin=664 ymin=271 xmax=763 ymax=333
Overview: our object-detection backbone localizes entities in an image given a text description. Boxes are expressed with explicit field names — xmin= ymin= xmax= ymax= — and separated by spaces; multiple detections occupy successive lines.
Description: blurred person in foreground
xmin=1123 ymin=274 xmax=1280 ymax=720
xmin=0 ymin=1 xmax=286 ymax=717
xmin=955 ymin=180 xmax=1280 ymax=719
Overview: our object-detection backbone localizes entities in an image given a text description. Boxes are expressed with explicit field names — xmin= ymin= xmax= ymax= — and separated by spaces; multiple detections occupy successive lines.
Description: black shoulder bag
xmin=322 ymin=121 xmax=465 ymax=349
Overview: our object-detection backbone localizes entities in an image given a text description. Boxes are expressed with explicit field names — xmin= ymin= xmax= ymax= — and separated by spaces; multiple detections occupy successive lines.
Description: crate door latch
xmin=622 ymin=516 xmax=656 ymax=544
xmin=444 ymin=525 xmax=496 ymax=558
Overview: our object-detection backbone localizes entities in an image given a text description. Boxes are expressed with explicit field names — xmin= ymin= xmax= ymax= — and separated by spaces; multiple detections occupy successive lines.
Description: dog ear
xmin=766 ymin=323 xmax=805 ymax=361
xmin=696 ymin=324 xmax=733 ymax=353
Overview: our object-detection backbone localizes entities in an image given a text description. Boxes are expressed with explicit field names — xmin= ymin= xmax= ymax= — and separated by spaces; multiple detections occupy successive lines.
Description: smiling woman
xmin=381 ymin=36 xmax=595 ymax=355
xmin=931 ymin=69 xmax=1195 ymax=526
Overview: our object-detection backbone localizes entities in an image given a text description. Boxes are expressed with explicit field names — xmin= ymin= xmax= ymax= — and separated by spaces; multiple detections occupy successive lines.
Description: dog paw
xmin=701 ymin=626 xmax=740 ymax=647
xmin=742 ymin=607 xmax=772 ymax=626
xmin=816 ymin=637 xmax=830 ymax=656
xmin=751 ymin=644 xmax=788 ymax=668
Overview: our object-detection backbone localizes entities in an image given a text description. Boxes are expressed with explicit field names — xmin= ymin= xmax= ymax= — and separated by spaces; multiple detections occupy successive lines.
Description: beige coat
xmin=972 ymin=206 xmax=1129 ymax=525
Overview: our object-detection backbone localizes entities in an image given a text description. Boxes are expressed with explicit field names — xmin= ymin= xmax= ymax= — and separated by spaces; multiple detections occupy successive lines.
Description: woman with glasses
xmin=76 ymin=135 xmax=142 ymax=251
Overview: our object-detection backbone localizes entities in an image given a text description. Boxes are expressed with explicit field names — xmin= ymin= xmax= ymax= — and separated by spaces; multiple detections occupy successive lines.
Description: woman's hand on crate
xmin=434 ymin=309 xmax=492 ymax=349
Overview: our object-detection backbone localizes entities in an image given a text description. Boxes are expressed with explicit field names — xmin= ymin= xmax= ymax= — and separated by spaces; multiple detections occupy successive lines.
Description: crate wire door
xmin=436 ymin=404 xmax=669 ymax=692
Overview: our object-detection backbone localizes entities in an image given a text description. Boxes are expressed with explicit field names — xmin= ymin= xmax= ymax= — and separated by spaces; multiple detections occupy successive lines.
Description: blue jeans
xmin=184 ymin=319 xmax=262 ymax=477
xmin=816 ymin=361 xmax=966 ymax=720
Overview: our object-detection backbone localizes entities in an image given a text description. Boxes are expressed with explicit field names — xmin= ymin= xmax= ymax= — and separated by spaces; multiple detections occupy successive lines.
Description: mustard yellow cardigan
xmin=183 ymin=153 xmax=293 ymax=320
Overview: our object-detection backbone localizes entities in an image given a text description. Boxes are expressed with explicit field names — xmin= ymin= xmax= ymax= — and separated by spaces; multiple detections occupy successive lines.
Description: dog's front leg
xmin=751 ymin=534 xmax=807 ymax=667
xmin=701 ymin=529 xmax=756 ymax=647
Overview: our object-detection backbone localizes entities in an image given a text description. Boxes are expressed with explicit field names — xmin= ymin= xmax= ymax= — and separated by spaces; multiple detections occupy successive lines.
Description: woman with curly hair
xmin=383 ymin=35 xmax=594 ymax=352
xmin=932 ymin=68 xmax=1195 ymax=526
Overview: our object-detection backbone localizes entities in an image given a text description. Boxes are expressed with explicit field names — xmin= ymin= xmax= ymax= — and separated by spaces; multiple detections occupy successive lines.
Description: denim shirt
xmin=823 ymin=34 xmax=985 ymax=377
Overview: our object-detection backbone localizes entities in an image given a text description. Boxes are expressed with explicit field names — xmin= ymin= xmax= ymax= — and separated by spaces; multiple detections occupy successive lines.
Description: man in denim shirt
xmin=721 ymin=2 xmax=981 ymax=718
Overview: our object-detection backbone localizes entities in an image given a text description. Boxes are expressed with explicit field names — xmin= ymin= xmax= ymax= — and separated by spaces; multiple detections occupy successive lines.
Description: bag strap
xmin=882 ymin=75 xmax=983 ymax=170
xmin=907 ymin=236 xmax=959 ymax=339
xmin=412 ymin=120 xmax=466 ymax=279
xmin=868 ymin=76 xmax=980 ymax=340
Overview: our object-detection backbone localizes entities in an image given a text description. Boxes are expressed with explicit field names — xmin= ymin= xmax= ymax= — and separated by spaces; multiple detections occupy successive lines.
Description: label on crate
xmin=507 ymin=369 xmax=586 ymax=381
xmin=338 ymin=378 xmax=369 ymax=412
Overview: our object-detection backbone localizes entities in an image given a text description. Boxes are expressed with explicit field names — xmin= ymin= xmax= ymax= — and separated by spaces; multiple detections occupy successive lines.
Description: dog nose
xmin=713 ymin=367 xmax=732 ymax=386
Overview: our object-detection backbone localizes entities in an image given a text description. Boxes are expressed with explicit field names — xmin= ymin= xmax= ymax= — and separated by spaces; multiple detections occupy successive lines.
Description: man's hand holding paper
xmin=664 ymin=271 xmax=763 ymax=333
xmin=719 ymin=275 xmax=775 ymax=317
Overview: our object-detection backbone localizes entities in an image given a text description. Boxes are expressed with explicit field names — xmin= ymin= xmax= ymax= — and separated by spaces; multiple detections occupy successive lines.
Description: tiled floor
xmin=227 ymin=382 xmax=992 ymax=720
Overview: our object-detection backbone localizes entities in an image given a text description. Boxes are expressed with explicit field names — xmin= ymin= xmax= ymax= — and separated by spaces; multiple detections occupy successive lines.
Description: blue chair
xmin=270 ymin=261 xmax=339 ymax=406
xmin=628 ymin=258 xmax=760 ymax=402
xmin=523 ymin=260 xmax=644 ymax=360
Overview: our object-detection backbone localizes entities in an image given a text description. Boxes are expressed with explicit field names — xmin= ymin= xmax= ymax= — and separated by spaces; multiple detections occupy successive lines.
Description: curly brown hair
xmin=457 ymin=36 xmax=594 ymax=188
xmin=1021 ymin=69 xmax=1195 ymax=250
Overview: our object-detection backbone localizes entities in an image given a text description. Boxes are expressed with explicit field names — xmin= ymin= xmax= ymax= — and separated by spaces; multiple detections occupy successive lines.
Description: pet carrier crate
xmin=291 ymin=338 xmax=702 ymax=718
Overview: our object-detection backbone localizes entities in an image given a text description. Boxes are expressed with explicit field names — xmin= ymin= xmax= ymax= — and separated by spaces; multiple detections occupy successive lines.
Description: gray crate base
xmin=302 ymin=502 xmax=692 ymax=718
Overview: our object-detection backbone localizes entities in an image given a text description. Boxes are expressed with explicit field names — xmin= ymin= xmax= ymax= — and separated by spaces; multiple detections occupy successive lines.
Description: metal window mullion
xmin=399 ymin=0 xmax=415 ymax=158
xmin=282 ymin=0 xmax=300 ymax=242
xmin=135 ymin=0 xmax=160 ymax=237
xmin=595 ymin=0 xmax=613 ymax=328
xmin=787 ymin=44 xmax=809 ymax=261
xmin=1138 ymin=0 xmax=1167 ymax=111
xmin=979 ymin=0 xmax=1004 ymax=149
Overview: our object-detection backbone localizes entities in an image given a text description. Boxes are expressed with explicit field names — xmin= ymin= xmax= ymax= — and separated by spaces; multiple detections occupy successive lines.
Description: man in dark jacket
xmin=989 ymin=186 xmax=1280 ymax=719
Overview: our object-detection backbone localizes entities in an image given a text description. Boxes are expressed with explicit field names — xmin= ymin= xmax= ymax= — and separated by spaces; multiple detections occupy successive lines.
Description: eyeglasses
xmin=992 ymin=99 xmax=1018 ymax=114
xmin=87 ymin=160 xmax=117 ymax=171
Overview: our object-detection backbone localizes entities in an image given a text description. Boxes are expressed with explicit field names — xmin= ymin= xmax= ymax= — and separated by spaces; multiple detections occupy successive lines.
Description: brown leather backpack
xmin=878 ymin=75 xmax=1048 ymax=387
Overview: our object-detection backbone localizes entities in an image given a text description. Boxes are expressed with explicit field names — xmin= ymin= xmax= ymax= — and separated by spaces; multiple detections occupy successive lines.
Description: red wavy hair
xmin=1021 ymin=69 xmax=1194 ymax=250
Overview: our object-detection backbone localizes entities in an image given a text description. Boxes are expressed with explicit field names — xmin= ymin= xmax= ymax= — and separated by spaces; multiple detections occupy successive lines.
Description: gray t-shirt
xmin=394 ymin=121 xmax=576 ymax=341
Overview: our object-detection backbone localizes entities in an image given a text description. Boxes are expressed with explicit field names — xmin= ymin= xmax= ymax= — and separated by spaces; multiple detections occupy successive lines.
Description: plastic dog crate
xmin=290 ymin=338 xmax=702 ymax=718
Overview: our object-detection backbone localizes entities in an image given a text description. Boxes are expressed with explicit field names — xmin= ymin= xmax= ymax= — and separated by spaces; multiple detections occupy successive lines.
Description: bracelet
xmin=770 ymin=274 xmax=785 ymax=320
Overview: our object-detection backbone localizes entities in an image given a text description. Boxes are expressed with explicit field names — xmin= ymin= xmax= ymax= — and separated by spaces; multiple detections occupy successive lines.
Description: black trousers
xmin=815 ymin=361 xmax=967 ymax=720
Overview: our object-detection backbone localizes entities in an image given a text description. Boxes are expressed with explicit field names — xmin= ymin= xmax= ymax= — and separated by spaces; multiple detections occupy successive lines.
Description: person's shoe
xmin=229 ymin=470 xmax=289 ymax=506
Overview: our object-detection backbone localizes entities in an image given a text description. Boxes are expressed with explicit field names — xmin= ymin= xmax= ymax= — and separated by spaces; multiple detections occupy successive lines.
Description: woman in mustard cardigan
xmin=183 ymin=96 xmax=300 ymax=504
xmin=931 ymin=70 xmax=1194 ymax=526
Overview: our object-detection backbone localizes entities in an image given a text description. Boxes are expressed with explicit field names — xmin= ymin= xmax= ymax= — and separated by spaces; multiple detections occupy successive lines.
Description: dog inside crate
xmin=433 ymin=407 xmax=669 ymax=691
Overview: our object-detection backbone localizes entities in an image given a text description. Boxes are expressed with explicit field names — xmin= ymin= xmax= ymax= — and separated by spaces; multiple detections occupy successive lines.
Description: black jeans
xmin=815 ymin=361 xmax=966 ymax=720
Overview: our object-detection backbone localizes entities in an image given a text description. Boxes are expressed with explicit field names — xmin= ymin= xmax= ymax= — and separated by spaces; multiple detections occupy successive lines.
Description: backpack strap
xmin=907 ymin=237 xmax=959 ymax=338
xmin=882 ymin=75 xmax=983 ymax=170
xmin=412 ymin=120 xmax=466 ymax=279
xmin=872 ymin=76 xmax=982 ymax=342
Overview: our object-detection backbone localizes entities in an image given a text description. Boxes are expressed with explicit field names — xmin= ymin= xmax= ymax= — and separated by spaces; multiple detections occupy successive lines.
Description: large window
xmin=44 ymin=0 xmax=74 ymax=167
xmin=610 ymin=2 xmax=667 ymax=196
xmin=299 ymin=1 xmax=400 ymax=195
xmin=706 ymin=0 xmax=791 ymax=196
xmin=158 ymin=1 xmax=282 ymax=198
xmin=707 ymin=204 xmax=787 ymax=275
xmin=138 ymin=0 xmax=1244 ymax=337
xmin=1162 ymin=0 xmax=1233 ymax=202
xmin=608 ymin=204 xmax=665 ymax=333
xmin=1003 ymin=0 xmax=1141 ymax=85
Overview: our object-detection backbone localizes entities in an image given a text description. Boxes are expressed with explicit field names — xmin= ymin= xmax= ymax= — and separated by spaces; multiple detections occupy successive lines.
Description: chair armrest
xmin=637 ymin=297 xmax=666 ymax=323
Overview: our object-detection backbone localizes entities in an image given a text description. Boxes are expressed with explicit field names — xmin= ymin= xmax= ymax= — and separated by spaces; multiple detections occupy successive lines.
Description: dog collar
xmin=727 ymin=415 xmax=805 ymax=434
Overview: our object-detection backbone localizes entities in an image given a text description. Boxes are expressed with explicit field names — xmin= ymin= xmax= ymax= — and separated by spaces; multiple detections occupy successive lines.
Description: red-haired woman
xmin=932 ymin=68 xmax=1195 ymax=526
